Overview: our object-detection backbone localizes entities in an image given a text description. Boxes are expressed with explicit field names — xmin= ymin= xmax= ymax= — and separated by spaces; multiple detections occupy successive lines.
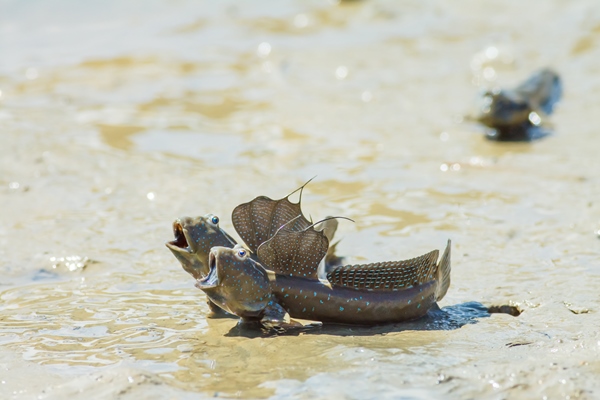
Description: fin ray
xmin=232 ymin=194 xmax=311 ymax=253
xmin=257 ymin=225 xmax=329 ymax=279
xmin=435 ymin=240 xmax=451 ymax=301
xmin=326 ymin=250 xmax=439 ymax=291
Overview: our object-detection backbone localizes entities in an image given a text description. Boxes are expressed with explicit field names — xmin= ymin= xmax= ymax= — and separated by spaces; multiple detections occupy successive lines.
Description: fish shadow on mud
xmin=225 ymin=301 xmax=492 ymax=338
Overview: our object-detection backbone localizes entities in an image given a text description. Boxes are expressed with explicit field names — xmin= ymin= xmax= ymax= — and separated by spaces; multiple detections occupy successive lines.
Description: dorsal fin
xmin=326 ymin=250 xmax=439 ymax=291
xmin=231 ymin=180 xmax=313 ymax=253
xmin=314 ymin=217 xmax=346 ymax=268
xmin=256 ymin=221 xmax=329 ymax=279
xmin=313 ymin=217 xmax=338 ymax=243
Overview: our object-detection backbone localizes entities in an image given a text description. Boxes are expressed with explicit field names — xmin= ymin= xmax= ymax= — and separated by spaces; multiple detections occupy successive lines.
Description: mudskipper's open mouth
xmin=196 ymin=251 xmax=219 ymax=289
xmin=166 ymin=221 xmax=191 ymax=253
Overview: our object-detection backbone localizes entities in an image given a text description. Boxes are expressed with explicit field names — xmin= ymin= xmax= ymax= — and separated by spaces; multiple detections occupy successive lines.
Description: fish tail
xmin=435 ymin=239 xmax=451 ymax=301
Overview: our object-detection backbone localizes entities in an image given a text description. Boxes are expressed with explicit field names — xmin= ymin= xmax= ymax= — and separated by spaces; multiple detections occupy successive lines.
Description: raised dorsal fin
xmin=313 ymin=217 xmax=338 ymax=243
xmin=326 ymin=249 xmax=440 ymax=291
xmin=231 ymin=181 xmax=313 ymax=253
xmin=256 ymin=222 xmax=329 ymax=279
xmin=314 ymin=217 xmax=346 ymax=268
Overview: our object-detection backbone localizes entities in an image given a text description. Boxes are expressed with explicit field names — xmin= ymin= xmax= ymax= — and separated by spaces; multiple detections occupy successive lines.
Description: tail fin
xmin=435 ymin=240 xmax=451 ymax=301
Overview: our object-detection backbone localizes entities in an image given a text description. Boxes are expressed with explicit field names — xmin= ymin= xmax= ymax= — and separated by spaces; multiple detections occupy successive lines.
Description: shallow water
xmin=2 ymin=0 xmax=600 ymax=398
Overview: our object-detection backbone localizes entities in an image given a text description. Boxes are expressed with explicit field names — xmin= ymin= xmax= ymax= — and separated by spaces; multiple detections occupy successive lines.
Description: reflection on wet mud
xmin=241 ymin=3 xmax=363 ymax=35
xmin=2 ymin=0 xmax=600 ymax=398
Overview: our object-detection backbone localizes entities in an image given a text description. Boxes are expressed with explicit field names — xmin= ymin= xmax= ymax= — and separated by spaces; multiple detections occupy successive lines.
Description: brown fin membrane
xmin=313 ymin=217 xmax=343 ymax=268
xmin=326 ymin=250 xmax=440 ymax=291
xmin=256 ymin=217 xmax=331 ymax=279
xmin=232 ymin=180 xmax=314 ymax=254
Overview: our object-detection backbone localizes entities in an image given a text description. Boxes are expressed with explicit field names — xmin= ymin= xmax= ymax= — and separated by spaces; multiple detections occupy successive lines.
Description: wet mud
xmin=1 ymin=0 xmax=600 ymax=399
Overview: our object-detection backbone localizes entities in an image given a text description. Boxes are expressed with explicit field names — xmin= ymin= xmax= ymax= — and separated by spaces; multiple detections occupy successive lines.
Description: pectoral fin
xmin=260 ymin=302 xmax=301 ymax=330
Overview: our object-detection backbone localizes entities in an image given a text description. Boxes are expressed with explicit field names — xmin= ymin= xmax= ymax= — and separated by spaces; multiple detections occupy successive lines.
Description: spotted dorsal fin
xmin=256 ymin=222 xmax=329 ymax=279
xmin=326 ymin=250 xmax=439 ymax=291
xmin=231 ymin=181 xmax=313 ymax=253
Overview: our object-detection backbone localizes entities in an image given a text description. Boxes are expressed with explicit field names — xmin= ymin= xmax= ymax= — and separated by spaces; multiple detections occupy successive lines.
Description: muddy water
xmin=1 ymin=0 xmax=600 ymax=398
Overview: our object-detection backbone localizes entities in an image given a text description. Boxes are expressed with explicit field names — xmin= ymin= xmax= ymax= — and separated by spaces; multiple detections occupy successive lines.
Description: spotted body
xmin=270 ymin=274 xmax=439 ymax=324
xmin=257 ymin=225 xmax=451 ymax=324
xmin=166 ymin=183 xmax=452 ymax=326
xmin=478 ymin=68 xmax=562 ymax=141
xmin=200 ymin=222 xmax=452 ymax=326
xmin=196 ymin=245 xmax=273 ymax=319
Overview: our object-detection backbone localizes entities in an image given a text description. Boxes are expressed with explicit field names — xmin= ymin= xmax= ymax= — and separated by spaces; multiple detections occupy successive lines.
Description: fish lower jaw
xmin=196 ymin=252 xmax=219 ymax=289
xmin=165 ymin=241 xmax=192 ymax=254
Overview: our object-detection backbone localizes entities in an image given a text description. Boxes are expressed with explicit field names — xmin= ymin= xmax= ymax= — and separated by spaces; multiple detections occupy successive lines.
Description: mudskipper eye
xmin=237 ymin=249 xmax=247 ymax=259
xmin=211 ymin=215 xmax=219 ymax=225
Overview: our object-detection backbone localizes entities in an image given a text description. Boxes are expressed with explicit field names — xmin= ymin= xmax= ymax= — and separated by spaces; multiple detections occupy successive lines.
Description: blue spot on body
xmin=314 ymin=292 xmax=317 ymax=297
xmin=408 ymin=300 xmax=411 ymax=304
xmin=417 ymin=303 xmax=421 ymax=309
xmin=366 ymin=302 xmax=370 ymax=306
xmin=339 ymin=307 xmax=344 ymax=311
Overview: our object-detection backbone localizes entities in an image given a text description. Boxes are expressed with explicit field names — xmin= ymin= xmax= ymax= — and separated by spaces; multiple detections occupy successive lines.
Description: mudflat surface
xmin=1 ymin=1 xmax=599 ymax=398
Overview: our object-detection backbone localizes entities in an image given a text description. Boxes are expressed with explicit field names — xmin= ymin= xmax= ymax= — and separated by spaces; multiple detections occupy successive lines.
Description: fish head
xmin=196 ymin=244 xmax=272 ymax=318
xmin=478 ymin=89 xmax=531 ymax=127
xmin=165 ymin=214 xmax=236 ymax=279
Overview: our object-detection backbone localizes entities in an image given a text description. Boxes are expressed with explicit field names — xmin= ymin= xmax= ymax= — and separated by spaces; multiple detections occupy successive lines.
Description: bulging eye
xmin=211 ymin=215 xmax=219 ymax=225
xmin=236 ymin=248 xmax=247 ymax=259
